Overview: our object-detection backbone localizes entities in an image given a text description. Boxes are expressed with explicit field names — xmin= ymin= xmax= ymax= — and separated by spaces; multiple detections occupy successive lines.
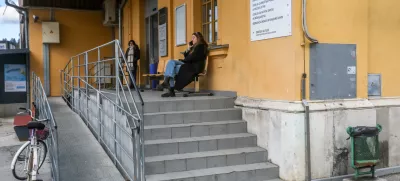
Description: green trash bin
xmin=346 ymin=124 xmax=382 ymax=178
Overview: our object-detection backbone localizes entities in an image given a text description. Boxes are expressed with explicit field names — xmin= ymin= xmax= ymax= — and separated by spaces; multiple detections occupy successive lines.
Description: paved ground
xmin=49 ymin=97 xmax=124 ymax=181
xmin=382 ymin=173 xmax=400 ymax=181
xmin=0 ymin=117 xmax=51 ymax=181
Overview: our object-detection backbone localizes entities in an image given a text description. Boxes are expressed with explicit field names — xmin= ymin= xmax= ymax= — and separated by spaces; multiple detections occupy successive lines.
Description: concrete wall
xmin=236 ymin=97 xmax=400 ymax=181
xmin=0 ymin=103 xmax=27 ymax=117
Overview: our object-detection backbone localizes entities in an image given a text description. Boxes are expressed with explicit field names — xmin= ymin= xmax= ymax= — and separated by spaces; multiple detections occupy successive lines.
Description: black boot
xmin=161 ymin=77 xmax=171 ymax=89
xmin=162 ymin=87 xmax=176 ymax=97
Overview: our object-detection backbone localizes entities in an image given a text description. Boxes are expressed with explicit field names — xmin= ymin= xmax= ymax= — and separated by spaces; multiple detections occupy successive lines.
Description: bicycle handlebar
xmin=19 ymin=107 xmax=33 ymax=118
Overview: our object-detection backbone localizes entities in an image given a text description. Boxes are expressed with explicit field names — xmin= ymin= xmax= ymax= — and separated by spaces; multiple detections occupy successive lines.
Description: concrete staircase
xmin=142 ymin=96 xmax=280 ymax=181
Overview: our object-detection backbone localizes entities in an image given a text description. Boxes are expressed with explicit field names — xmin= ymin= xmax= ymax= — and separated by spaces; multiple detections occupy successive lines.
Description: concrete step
xmin=145 ymin=162 xmax=279 ymax=181
xmin=145 ymin=133 xmax=257 ymax=157
xmin=132 ymin=97 xmax=235 ymax=113
xmin=144 ymin=120 xmax=247 ymax=140
xmin=145 ymin=147 xmax=268 ymax=175
xmin=144 ymin=108 xmax=242 ymax=126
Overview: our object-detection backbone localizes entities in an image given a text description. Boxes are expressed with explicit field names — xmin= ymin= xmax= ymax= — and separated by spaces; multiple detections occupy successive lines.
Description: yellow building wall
xmin=305 ymin=0 xmax=400 ymax=98
xmin=152 ymin=0 xmax=303 ymax=100
xmin=121 ymin=0 xmax=400 ymax=100
xmin=305 ymin=0 xmax=369 ymax=99
xmin=368 ymin=0 xmax=400 ymax=97
xmin=29 ymin=9 xmax=113 ymax=96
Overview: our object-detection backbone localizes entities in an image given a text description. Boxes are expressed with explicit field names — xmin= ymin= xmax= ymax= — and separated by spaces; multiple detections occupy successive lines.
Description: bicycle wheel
xmin=12 ymin=140 xmax=47 ymax=180
xmin=37 ymin=140 xmax=48 ymax=170
xmin=12 ymin=143 xmax=30 ymax=180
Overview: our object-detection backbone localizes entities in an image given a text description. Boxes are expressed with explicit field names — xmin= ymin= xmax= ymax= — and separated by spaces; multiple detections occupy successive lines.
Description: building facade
xmin=0 ymin=41 xmax=17 ymax=50
xmin=20 ymin=0 xmax=400 ymax=180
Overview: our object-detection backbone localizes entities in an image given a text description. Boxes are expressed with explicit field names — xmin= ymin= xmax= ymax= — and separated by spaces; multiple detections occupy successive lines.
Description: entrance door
xmin=147 ymin=14 xmax=159 ymax=65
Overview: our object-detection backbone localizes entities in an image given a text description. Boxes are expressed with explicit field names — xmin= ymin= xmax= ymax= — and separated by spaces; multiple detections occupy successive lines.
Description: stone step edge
xmin=126 ymin=96 xmax=233 ymax=103
xmin=144 ymin=120 xmax=245 ymax=130
xmin=145 ymin=162 xmax=278 ymax=181
xmin=144 ymin=108 xmax=240 ymax=116
xmin=145 ymin=133 xmax=255 ymax=145
xmin=146 ymin=147 xmax=265 ymax=162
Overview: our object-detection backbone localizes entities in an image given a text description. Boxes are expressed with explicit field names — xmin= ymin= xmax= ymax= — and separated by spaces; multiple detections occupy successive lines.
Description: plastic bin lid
xmin=13 ymin=114 xmax=31 ymax=126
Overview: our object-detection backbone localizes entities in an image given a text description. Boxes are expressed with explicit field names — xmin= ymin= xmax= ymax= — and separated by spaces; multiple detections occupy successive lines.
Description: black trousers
xmin=129 ymin=65 xmax=137 ymax=88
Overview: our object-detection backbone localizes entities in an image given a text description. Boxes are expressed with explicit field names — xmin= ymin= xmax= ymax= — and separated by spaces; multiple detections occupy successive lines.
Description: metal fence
xmin=60 ymin=40 xmax=145 ymax=181
xmin=32 ymin=72 xmax=59 ymax=181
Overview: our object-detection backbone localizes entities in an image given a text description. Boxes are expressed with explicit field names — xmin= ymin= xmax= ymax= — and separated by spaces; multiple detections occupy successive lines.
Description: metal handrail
xmin=32 ymin=72 xmax=59 ymax=181
xmin=60 ymin=40 xmax=145 ymax=181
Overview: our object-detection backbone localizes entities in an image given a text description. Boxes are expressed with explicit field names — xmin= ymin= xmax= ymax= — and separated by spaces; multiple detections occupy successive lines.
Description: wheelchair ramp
xmin=48 ymin=97 xmax=124 ymax=181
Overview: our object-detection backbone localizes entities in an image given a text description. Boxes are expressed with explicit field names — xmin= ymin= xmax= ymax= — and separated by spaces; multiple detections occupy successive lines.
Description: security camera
xmin=33 ymin=15 xmax=39 ymax=23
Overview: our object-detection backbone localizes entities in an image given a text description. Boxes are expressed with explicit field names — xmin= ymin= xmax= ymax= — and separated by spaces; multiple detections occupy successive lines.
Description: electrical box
xmin=310 ymin=43 xmax=357 ymax=100
xmin=42 ymin=22 xmax=60 ymax=43
xmin=103 ymin=0 xmax=117 ymax=26
xmin=368 ymin=74 xmax=381 ymax=97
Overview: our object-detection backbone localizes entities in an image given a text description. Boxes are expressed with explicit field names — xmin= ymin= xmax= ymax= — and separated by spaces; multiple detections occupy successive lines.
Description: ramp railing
xmin=60 ymin=40 xmax=145 ymax=181
xmin=32 ymin=72 xmax=59 ymax=181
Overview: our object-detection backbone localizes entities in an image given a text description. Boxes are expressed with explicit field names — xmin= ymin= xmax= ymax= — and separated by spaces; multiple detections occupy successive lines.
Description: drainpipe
xmin=302 ymin=0 xmax=315 ymax=179
xmin=302 ymin=73 xmax=311 ymax=181
xmin=119 ymin=0 xmax=128 ymax=45
xmin=5 ymin=0 xmax=29 ymax=49
xmin=302 ymin=0 xmax=318 ymax=43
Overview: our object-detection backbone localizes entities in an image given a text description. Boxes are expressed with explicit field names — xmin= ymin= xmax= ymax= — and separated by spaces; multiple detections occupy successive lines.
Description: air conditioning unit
xmin=103 ymin=0 xmax=117 ymax=26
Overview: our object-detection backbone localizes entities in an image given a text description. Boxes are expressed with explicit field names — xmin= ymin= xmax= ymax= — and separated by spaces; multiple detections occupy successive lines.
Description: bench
xmin=142 ymin=56 xmax=212 ymax=97
xmin=142 ymin=60 xmax=166 ymax=90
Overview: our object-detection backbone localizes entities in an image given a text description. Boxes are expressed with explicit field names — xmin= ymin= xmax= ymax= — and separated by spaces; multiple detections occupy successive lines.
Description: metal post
xmin=115 ymin=41 xmax=120 ymax=104
xmin=85 ymin=53 xmax=89 ymax=125
xmin=132 ymin=129 xmax=139 ymax=181
xmin=78 ymin=56 xmax=81 ymax=115
xmin=113 ymin=104 xmax=117 ymax=165
xmin=98 ymin=48 xmax=101 ymax=90
xmin=97 ymin=91 xmax=102 ymax=142
xmin=71 ymin=59 xmax=74 ymax=109
xmin=140 ymin=107 xmax=145 ymax=181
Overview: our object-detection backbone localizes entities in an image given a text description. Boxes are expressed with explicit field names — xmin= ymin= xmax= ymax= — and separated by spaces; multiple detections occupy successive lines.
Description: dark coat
xmin=174 ymin=44 xmax=208 ymax=90
xmin=125 ymin=45 xmax=140 ymax=68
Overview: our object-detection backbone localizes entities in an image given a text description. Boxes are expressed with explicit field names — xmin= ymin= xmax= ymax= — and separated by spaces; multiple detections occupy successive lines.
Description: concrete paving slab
xmin=49 ymin=97 xmax=124 ymax=181
xmin=343 ymin=177 xmax=387 ymax=181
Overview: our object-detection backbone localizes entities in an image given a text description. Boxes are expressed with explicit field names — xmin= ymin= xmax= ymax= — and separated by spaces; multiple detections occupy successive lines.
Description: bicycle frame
xmin=29 ymin=127 xmax=39 ymax=180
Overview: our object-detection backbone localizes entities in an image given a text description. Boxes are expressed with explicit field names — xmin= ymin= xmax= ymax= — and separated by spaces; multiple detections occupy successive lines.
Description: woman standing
xmin=125 ymin=40 xmax=140 ymax=89
xmin=160 ymin=32 xmax=208 ymax=97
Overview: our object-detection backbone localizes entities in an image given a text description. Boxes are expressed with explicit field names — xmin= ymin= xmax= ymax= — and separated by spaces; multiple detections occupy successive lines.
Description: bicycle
xmin=11 ymin=107 xmax=50 ymax=181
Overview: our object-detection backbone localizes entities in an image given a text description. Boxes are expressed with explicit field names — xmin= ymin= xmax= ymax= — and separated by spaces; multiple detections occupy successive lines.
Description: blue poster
xmin=4 ymin=64 xmax=27 ymax=92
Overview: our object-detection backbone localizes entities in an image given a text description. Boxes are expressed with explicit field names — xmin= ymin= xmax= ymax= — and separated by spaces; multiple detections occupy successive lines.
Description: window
xmin=202 ymin=0 xmax=218 ymax=44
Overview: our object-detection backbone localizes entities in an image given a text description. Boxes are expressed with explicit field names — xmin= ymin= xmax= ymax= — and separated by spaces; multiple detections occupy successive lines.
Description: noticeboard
xmin=250 ymin=0 xmax=292 ymax=41
xmin=159 ymin=7 xmax=168 ymax=57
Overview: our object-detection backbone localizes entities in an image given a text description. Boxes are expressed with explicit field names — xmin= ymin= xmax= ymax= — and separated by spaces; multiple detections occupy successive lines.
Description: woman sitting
xmin=160 ymin=32 xmax=208 ymax=97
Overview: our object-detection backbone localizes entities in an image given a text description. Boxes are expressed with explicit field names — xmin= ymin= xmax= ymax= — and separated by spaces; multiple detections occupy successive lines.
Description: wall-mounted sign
xmin=250 ymin=0 xmax=292 ymax=41
xmin=4 ymin=64 xmax=26 ymax=92
xmin=175 ymin=4 xmax=186 ymax=46
xmin=0 ymin=43 xmax=6 ymax=50
xmin=159 ymin=7 xmax=168 ymax=57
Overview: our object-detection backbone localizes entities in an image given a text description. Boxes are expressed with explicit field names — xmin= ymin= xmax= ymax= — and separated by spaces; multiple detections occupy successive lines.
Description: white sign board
xmin=175 ymin=4 xmax=186 ymax=46
xmin=250 ymin=0 xmax=292 ymax=41
xmin=0 ymin=43 xmax=6 ymax=50
xmin=159 ymin=23 xmax=167 ymax=56
xmin=42 ymin=22 xmax=60 ymax=43
xmin=4 ymin=64 xmax=27 ymax=92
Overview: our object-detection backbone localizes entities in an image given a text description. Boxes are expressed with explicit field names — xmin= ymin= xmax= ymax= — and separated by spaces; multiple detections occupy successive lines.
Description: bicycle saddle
xmin=27 ymin=122 xmax=45 ymax=130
